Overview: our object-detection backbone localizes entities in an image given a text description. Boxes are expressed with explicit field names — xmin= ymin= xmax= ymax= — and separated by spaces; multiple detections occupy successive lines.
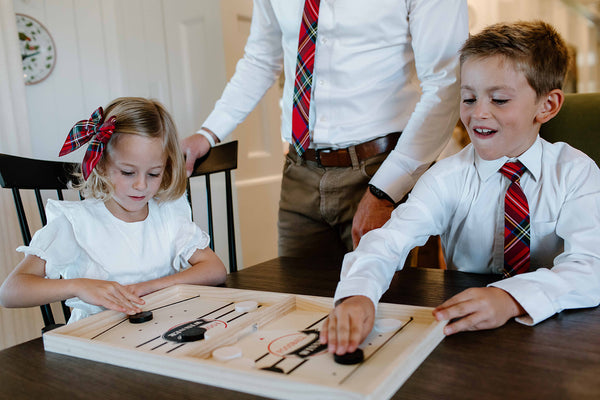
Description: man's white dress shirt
xmin=201 ymin=0 xmax=468 ymax=201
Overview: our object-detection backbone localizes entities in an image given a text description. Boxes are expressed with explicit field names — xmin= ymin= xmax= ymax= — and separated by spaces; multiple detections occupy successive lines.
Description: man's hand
xmin=432 ymin=287 xmax=526 ymax=335
xmin=319 ymin=296 xmax=375 ymax=355
xmin=181 ymin=133 xmax=213 ymax=177
xmin=352 ymin=189 xmax=394 ymax=248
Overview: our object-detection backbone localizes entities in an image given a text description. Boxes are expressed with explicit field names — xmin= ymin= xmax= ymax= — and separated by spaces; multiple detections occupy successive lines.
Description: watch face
xmin=16 ymin=14 xmax=57 ymax=85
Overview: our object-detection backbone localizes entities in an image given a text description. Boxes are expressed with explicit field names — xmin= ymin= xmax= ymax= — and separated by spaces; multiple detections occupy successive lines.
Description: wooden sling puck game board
xmin=43 ymin=285 xmax=446 ymax=400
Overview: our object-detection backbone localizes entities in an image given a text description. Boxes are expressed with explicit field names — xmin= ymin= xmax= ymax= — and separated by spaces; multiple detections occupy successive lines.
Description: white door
xmin=220 ymin=0 xmax=284 ymax=268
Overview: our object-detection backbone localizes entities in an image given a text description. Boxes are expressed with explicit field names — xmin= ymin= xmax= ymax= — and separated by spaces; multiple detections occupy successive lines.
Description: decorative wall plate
xmin=16 ymin=13 xmax=57 ymax=85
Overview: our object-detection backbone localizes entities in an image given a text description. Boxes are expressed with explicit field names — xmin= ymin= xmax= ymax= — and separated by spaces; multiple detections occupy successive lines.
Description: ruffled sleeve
xmin=160 ymin=196 xmax=211 ymax=271
xmin=16 ymin=199 xmax=83 ymax=279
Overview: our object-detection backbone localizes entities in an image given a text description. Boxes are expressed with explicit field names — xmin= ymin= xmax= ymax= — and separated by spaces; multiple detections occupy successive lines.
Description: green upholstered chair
xmin=539 ymin=92 xmax=600 ymax=165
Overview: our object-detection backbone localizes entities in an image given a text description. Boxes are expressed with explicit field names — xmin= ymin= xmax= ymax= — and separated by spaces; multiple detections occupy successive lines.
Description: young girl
xmin=0 ymin=97 xmax=227 ymax=323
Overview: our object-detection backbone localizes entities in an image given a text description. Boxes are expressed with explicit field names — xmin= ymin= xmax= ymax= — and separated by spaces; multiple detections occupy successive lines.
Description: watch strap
xmin=368 ymin=184 xmax=395 ymax=204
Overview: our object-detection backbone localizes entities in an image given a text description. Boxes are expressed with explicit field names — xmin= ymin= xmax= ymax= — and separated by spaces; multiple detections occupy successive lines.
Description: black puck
xmin=128 ymin=311 xmax=153 ymax=324
xmin=175 ymin=326 xmax=206 ymax=343
xmin=333 ymin=348 xmax=364 ymax=365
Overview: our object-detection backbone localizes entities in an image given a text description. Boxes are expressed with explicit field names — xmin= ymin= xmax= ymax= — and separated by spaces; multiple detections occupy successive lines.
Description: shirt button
xmin=320 ymin=37 xmax=328 ymax=44
xmin=318 ymin=80 xmax=325 ymax=86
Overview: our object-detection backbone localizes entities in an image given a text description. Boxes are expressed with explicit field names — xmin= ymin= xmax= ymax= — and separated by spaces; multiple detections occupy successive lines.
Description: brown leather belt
xmin=299 ymin=132 xmax=401 ymax=167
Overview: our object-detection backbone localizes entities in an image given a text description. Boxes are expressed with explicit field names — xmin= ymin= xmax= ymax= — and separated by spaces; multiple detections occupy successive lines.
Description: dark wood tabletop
xmin=1 ymin=257 xmax=599 ymax=399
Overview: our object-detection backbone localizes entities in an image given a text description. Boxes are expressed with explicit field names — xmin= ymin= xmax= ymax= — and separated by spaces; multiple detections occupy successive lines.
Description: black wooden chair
xmin=187 ymin=140 xmax=239 ymax=273
xmin=539 ymin=92 xmax=600 ymax=165
xmin=0 ymin=153 xmax=78 ymax=332
xmin=0 ymin=140 xmax=239 ymax=332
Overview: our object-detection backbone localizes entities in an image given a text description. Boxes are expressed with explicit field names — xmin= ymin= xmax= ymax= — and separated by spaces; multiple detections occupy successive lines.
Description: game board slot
xmin=42 ymin=285 xmax=447 ymax=400
xmin=189 ymin=294 xmax=296 ymax=359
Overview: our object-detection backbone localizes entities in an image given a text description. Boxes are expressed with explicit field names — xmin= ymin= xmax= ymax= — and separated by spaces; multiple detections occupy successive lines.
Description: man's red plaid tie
xmin=292 ymin=0 xmax=321 ymax=156
xmin=500 ymin=161 xmax=530 ymax=277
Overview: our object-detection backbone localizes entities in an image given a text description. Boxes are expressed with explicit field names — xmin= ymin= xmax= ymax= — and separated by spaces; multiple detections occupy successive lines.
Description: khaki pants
xmin=278 ymin=149 xmax=389 ymax=260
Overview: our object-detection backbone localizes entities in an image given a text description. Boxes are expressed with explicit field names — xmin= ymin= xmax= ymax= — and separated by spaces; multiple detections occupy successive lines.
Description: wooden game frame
xmin=43 ymin=285 xmax=446 ymax=400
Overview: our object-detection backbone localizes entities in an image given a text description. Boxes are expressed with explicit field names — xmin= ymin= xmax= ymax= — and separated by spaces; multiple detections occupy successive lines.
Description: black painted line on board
xmin=151 ymin=341 xmax=168 ymax=351
xmin=286 ymin=358 xmax=309 ymax=375
xmin=149 ymin=295 xmax=202 ymax=312
xmin=136 ymin=335 xmax=161 ymax=348
xmin=166 ymin=343 xmax=186 ymax=353
xmin=305 ymin=314 xmax=328 ymax=330
xmin=90 ymin=319 xmax=128 ymax=340
xmin=196 ymin=302 xmax=235 ymax=319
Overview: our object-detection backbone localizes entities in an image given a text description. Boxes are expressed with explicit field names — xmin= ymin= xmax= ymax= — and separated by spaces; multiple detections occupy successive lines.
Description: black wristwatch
xmin=368 ymin=184 xmax=395 ymax=204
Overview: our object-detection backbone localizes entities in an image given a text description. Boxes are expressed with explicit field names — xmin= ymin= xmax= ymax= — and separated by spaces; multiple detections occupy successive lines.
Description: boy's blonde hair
xmin=74 ymin=97 xmax=187 ymax=202
xmin=460 ymin=20 xmax=570 ymax=98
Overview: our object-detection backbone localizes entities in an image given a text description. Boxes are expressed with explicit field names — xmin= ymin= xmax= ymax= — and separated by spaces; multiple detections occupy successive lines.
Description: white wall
xmin=468 ymin=0 xmax=599 ymax=92
xmin=0 ymin=0 xmax=231 ymax=350
xmin=13 ymin=0 xmax=228 ymax=162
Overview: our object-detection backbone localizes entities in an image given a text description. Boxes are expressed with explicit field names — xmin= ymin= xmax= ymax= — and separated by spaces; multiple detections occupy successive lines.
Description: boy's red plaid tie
xmin=500 ymin=161 xmax=530 ymax=277
xmin=292 ymin=0 xmax=321 ymax=156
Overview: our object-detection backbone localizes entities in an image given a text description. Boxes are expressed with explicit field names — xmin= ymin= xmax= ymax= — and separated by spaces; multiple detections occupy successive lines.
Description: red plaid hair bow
xmin=59 ymin=107 xmax=116 ymax=180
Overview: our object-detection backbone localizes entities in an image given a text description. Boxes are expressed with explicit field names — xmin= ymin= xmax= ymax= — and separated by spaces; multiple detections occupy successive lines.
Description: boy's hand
xmin=319 ymin=295 xmax=375 ymax=355
xmin=433 ymin=287 xmax=525 ymax=335
xmin=75 ymin=279 xmax=145 ymax=315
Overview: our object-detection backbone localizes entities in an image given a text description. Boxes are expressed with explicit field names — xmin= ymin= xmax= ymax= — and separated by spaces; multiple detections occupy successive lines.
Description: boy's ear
xmin=535 ymin=89 xmax=564 ymax=124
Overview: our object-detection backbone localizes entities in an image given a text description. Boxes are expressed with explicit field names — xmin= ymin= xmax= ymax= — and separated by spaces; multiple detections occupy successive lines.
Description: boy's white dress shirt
xmin=335 ymin=137 xmax=600 ymax=325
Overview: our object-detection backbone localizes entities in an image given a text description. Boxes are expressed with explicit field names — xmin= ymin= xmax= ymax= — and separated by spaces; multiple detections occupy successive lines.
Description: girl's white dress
xmin=17 ymin=195 xmax=210 ymax=322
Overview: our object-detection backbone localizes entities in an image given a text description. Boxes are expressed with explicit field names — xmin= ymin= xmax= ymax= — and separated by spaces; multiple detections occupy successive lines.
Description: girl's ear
xmin=535 ymin=89 xmax=564 ymax=124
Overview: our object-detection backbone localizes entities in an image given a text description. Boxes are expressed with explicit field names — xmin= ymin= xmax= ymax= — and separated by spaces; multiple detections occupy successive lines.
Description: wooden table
xmin=1 ymin=257 xmax=599 ymax=399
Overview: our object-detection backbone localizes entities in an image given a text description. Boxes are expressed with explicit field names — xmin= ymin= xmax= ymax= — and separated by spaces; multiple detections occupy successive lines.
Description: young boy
xmin=320 ymin=20 xmax=600 ymax=356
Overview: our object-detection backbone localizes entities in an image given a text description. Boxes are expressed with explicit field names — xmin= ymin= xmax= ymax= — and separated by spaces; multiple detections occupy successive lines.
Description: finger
xmin=435 ymin=290 xmax=473 ymax=312
xmin=332 ymin=312 xmax=352 ymax=356
xmin=98 ymin=294 xmax=131 ymax=314
xmin=434 ymin=297 xmax=480 ymax=323
xmin=107 ymin=287 xmax=143 ymax=314
xmin=443 ymin=311 xmax=487 ymax=335
xmin=120 ymin=286 xmax=145 ymax=305
xmin=433 ymin=290 xmax=479 ymax=320
xmin=326 ymin=312 xmax=341 ymax=353
xmin=351 ymin=229 xmax=360 ymax=249
xmin=184 ymin=149 xmax=195 ymax=177
xmin=346 ymin=313 xmax=365 ymax=353
xmin=319 ymin=317 xmax=330 ymax=344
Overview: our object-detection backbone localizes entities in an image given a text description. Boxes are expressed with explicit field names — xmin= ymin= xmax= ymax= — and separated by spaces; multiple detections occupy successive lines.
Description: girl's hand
xmin=75 ymin=279 xmax=145 ymax=315
xmin=126 ymin=281 xmax=158 ymax=298
xmin=319 ymin=295 xmax=375 ymax=355
xmin=433 ymin=287 xmax=525 ymax=335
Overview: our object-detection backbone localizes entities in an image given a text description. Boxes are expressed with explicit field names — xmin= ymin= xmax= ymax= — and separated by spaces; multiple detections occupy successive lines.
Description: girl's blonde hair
xmin=73 ymin=97 xmax=187 ymax=202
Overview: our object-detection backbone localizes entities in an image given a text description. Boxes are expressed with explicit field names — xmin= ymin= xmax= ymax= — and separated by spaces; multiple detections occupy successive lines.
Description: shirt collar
xmin=475 ymin=136 xmax=542 ymax=182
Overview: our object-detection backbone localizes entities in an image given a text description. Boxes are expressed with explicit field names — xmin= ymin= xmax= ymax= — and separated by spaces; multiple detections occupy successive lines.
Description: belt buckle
xmin=315 ymin=148 xmax=332 ymax=168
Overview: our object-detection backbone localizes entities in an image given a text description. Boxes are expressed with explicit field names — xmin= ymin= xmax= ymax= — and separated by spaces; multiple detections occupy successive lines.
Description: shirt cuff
xmin=197 ymin=128 xmax=216 ymax=147
xmin=370 ymin=150 xmax=429 ymax=203
xmin=489 ymin=276 xmax=555 ymax=326
xmin=202 ymin=110 xmax=240 ymax=143
xmin=333 ymin=277 xmax=381 ymax=312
